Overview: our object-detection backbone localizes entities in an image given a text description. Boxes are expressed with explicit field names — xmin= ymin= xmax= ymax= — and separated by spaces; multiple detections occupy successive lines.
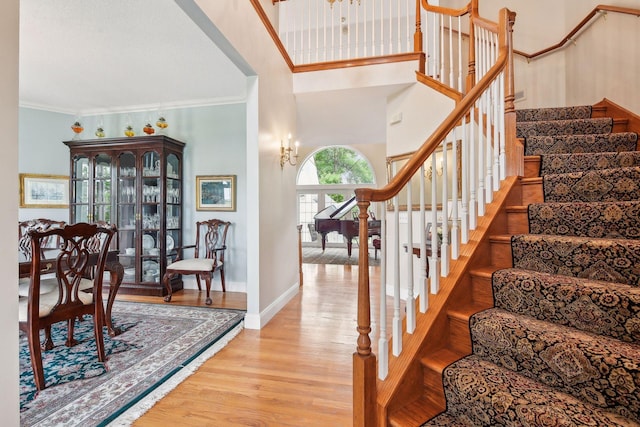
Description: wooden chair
xmin=162 ymin=219 xmax=230 ymax=305
xmin=18 ymin=218 xmax=66 ymax=261
xmin=19 ymin=222 xmax=116 ymax=391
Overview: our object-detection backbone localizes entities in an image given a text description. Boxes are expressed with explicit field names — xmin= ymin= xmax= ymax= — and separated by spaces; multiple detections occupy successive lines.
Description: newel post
xmin=501 ymin=9 xmax=522 ymax=177
xmin=466 ymin=0 xmax=479 ymax=92
xmin=353 ymin=198 xmax=377 ymax=427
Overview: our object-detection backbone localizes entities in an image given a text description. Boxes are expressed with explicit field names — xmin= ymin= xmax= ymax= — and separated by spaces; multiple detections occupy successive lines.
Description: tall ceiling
xmin=19 ymin=0 xmax=394 ymax=146
xmin=19 ymin=0 xmax=247 ymax=115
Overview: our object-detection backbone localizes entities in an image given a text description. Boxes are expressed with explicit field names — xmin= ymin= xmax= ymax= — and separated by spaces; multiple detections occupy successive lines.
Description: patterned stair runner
xmin=525 ymin=132 xmax=637 ymax=155
xmin=423 ymin=105 xmax=640 ymax=426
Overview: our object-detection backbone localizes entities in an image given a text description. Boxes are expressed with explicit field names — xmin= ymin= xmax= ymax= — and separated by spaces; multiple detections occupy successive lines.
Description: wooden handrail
xmin=420 ymin=0 xmax=471 ymax=17
xmin=514 ymin=4 xmax=640 ymax=60
xmin=355 ymin=41 xmax=508 ymax=204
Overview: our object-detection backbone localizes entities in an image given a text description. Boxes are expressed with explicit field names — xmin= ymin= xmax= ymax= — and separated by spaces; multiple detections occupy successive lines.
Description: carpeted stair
xmin=423 ymin=105 xmax=640 ymax=426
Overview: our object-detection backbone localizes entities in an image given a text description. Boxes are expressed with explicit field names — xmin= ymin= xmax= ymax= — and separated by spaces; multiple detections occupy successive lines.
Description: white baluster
xmin=441 ymin=138 xmax=449 ymax=276
xmin=392 ymin=163 xmax=402 ymax=357
xmin=461 ymin=115 xmax=470 ymax=243
xmin=419 ymin=163 xmax=428 ymax=313
xmin=378 ymin=201 xmax=388 ymax=379
xmin=469 ymin=103 xmax=477 ymax=230
xmin=449 ymin=15 xmax=454 ymax=87
xmin=429 ymin=154 xmax=440 ymax=294
xmin=458 ymin=15 xmax=463 ymax=92
xmin=451 ymin=126 xmax=460 ymax=259
xmin=406 ymin=179 xmax=415 ymax=334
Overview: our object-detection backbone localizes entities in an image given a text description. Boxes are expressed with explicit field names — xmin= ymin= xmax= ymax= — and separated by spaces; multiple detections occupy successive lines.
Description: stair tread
xmin=421 ymin=347 xmax=469 ymax=371
xmin=389 ymin=396 xmax=444 ymax=427
xmin=469 ymin=265 xmax=497 ymax=278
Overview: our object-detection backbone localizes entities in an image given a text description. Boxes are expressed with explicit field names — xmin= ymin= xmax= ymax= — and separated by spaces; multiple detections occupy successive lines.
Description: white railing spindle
xmin=405 ymin=180 xmax=415 ymax=334
xmin=419 ymin=164 xmax=428 ymax=313
xmin=378 ymin=201 xmax=388 ymax=380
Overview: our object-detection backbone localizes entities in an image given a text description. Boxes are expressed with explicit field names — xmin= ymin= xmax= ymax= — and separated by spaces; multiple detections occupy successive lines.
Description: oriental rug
xmin=302 ymin=246 xmax=380 ymax=266
xmin=20 ymin=301 xmax=245 ymax=427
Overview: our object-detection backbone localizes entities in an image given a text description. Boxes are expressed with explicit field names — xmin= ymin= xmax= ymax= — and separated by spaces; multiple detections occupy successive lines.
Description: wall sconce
xmin=280 ymin=133 xmax=300 ymax=169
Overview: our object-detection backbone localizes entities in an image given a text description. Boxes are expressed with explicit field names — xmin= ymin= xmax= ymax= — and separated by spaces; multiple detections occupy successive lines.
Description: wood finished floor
xmin=117 ymin=263 xmax=381 ymax=427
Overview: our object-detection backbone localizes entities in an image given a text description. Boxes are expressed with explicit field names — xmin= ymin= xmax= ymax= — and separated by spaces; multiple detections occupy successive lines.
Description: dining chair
xmin=18 ymin=218 xmax=66 ymax=262
xmin=19 ymin=222 xmax=116 ymax=391
xmin=162 ymin=219 xmax=230 ymax=305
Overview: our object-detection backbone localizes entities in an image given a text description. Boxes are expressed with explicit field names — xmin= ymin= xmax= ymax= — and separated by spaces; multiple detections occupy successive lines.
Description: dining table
xmin=19 ymin=250 xmax=124 ymax=337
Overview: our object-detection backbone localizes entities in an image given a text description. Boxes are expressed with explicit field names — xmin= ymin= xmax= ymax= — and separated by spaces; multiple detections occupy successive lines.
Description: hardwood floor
xmin=120 ymin=263 xmax=380 ymax=426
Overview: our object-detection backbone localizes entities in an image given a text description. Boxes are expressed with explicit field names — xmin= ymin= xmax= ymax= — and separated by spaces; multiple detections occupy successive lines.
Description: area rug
xmin=20 ymin=301 xmax=245 ymax=427
xmin=302 ymin=246 xmax=380 ymax=266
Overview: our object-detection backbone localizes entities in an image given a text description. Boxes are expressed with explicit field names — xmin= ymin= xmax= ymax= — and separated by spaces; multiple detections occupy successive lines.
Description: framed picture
xmin=19 ymin=173 xmax=70 ymax=208
xmin=196 ymin=175 xmax=236 ymax=211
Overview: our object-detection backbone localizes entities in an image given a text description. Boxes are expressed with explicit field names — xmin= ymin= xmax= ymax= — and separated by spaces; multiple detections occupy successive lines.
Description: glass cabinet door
xmin=70 ymin=155 xmax=90 ymax=223
xmin=141 ymin=150 xmax=161 ymax=284
xmin=117 ymin=152 xmax=137 ymax=282
xmin=166 ymin=153 xmax=181 ymax=264
xmin=93 ymin=153 xmax=112 ymax=223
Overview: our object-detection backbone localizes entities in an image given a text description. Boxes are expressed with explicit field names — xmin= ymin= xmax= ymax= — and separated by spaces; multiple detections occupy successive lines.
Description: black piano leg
xmin=347 ymin=240 xmax=353 ymax=257
xmin=321 ymin=235 xmax=327 ymax=252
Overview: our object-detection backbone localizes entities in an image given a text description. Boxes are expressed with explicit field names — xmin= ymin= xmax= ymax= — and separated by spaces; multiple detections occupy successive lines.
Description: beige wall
xmin=1 ymin=0 xmax=20 ymax=422
xmin=476 ymin=1 xmax=639 ymax=112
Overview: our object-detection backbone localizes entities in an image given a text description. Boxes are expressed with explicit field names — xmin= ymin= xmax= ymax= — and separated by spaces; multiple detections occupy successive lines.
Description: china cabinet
xmin=64 ymin=135 xmax=185 ymax=296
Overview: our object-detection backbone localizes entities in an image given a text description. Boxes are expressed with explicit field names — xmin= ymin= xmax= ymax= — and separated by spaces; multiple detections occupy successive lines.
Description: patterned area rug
xmin=302 ymin=246 xmax=380 ymax=266
xmin=20 ymin=301 xmax=245 ymax=427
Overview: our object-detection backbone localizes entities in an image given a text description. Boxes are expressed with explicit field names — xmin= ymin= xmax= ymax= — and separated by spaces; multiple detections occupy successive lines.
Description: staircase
xmin=416 ymin=103 xmax=640 ymax=426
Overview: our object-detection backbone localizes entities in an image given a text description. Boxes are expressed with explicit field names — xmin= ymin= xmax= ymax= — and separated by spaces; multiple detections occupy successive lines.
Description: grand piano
xmin=313 ymin=196 xmax=381 ymax=257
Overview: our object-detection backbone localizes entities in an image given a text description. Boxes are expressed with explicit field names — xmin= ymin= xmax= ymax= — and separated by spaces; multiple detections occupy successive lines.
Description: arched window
xmin=297 ymin=146 xmax=376 ymax=245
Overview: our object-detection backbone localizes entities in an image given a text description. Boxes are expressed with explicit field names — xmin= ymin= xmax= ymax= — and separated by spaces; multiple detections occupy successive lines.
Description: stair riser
xmin=517 ymin=117 xmax=613 ymax=138
xmin=489 ymin=238 xmax=512 ymax=269
xmin=506 ymin=209 xmax=528 ymax=234
xmin=446 ymin=315 xmax=472 ymax=355
xmin=520 ymin=179 xmax=543 ymax=204
xmin=492 ymin=268 xmax=640 ymax=343
xmin=528 ymin=201 xmax=640 ymax=239
xmin=470 ymin=274 xmax=493 ymax=307
xmin=511 ymin=235 xmax=640 ymax=286
xmin=543 ymin=167 xmax=640 ymax=203
xmin=540 ymin=150 xmax=640 ymax=175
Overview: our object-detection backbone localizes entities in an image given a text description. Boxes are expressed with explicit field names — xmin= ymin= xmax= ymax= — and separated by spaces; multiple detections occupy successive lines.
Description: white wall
xmin=18 ymin=104 xmax=249 ymax=291
xmin=387 ymin=83 xmax=454 ymax=156
xmin=1 ymin=0 xmax=20 ymax=423
xmin=192 ymin=0 xmax=300 ymax=328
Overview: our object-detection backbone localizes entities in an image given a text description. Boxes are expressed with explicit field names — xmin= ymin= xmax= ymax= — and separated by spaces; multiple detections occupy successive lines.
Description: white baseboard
xmin=243 ymin=281 xmax=299 ymax=330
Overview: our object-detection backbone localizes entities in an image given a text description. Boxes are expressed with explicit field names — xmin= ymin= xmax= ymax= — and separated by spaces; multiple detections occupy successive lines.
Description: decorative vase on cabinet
xmin=64 ymin=135 xmax=185 ymax=296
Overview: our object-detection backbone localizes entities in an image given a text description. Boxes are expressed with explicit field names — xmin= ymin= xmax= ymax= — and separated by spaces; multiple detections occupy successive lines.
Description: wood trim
xmin=292 ymin=52 xmax=425 ymax=74
xmin=416 ymin=71 xmax=463 ymax=103
xmin=420 ymin=0 xmax=471 ymax=17
xmin=250 ymin=0 xmax=294 ymax=71
xmin=593 ymin=98 xmax=640 ymax=135
xmin=513 ymin=5 xmax=640 ymax=60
